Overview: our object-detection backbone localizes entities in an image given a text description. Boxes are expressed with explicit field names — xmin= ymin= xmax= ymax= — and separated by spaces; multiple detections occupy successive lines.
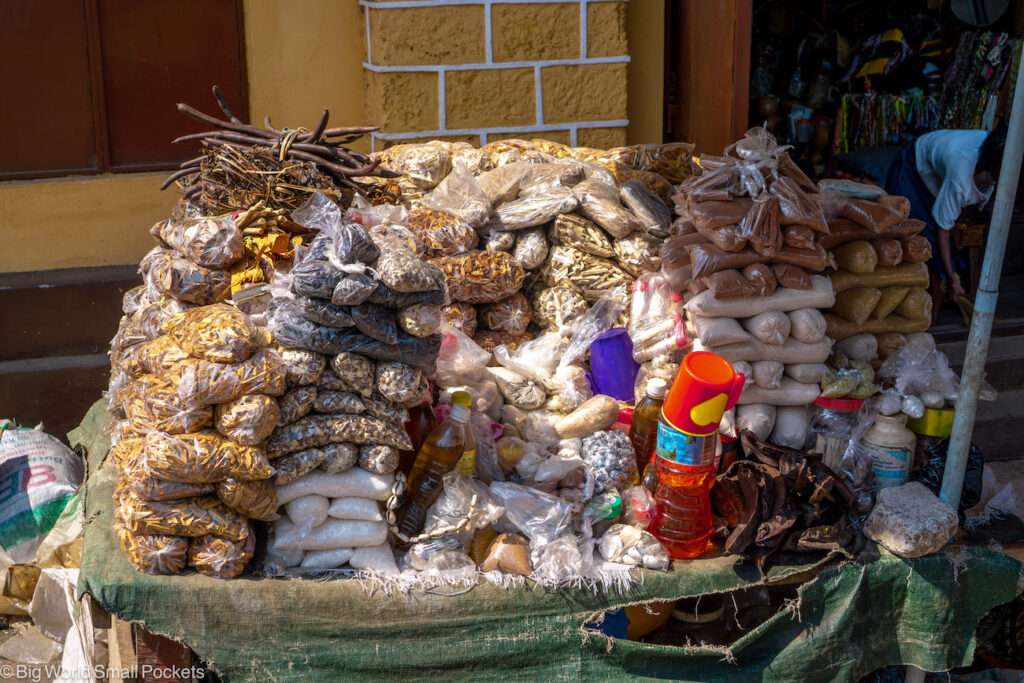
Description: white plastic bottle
xmin=859 ymin=414 xmax=916 ymax=489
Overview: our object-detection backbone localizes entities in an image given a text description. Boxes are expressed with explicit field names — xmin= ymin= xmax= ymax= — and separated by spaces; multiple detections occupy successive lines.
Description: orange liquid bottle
xmin=629 ymin=378 xmax=667 ymax=475
xmin=394 ymin=392 xmax=470 ymax=540
xmin=399 ymin=403 xmax=438 ymax=476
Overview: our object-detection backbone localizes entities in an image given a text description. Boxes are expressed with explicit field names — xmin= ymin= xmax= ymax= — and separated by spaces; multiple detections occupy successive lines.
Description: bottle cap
xmin=450 ymin=403 xmax=470 ymax=423
xmin=646 ymin=378 xmax=667 ymax=399
xmin=451 ymin=390 xmax=471 ymax=408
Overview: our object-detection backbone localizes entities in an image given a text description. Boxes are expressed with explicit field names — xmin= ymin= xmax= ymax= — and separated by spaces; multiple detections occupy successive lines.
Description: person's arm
xmin=937 ymin=228 xmax=965 ymax=300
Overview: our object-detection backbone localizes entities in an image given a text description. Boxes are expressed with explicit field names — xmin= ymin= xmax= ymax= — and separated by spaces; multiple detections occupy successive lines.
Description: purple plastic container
xmin=589 ymin=328 xmax=641 ymax=402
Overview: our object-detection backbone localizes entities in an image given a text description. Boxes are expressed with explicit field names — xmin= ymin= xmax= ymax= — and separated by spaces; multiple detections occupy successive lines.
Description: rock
xmin=480 ymin=533 xmax=531 ymax=575
xmin=864 ymin=482 xmax=958 ymax=558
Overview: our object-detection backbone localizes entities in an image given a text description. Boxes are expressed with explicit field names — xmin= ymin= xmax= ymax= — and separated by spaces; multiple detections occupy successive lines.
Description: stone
xmin=587 ymin=1 xmax=628 ymax=58
xmin=492 ymin=2 xmax=580 ymax=62
xmin=364 ymin=71 xmax=439 ymax=132
xmin=864 ymin=482 xmax=958 ymax=558
xmin=368 ymin=5 xmax=485 ymax=66
xmin=446 ymin=68 xmax=536 ymax=128
xmin=541 ymin=63 xmax=628 ymax=123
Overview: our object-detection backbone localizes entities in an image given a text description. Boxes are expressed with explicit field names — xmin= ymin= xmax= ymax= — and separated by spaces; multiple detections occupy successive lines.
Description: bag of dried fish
xmin=214 ymin=394 xmax=281 ymax=446
xmin=487 ymin=366 xmax=546 ymax=409
xmin=364 ymin=281 xmax=448 ymax=308
xmin=487 ymin=186 xmax=578 ymax=231
xmin=477 ymin=161 xmax=531 ymax=205
xmin=613 ymin=232 xmax=662 ymax=277
xmin=313 ymin=390 xmax=365 ymax=415
xmin=188 ymin=531 xmax=255 ymax=579
xmin=274 ymin=448 xmax=329 ymax=485
xmin=403 ymin=207 xmax=479 ymax=258
xmin=129 ymin=477 xmax=215 ymax=503
xmin=358 ymin=445 xmax=399 ymax=475
xmin=619 ymin=180 xmax=672 ymax=237
xmin=120 ymin=492 xmax=249 ymax=541
xmin=140 ymin=248 xmax=231 ymax=305
xmin=163 ymin=303 xmax=260 ymax=363
xmin=378 ymin=141 xmax=452 ymax=189
xmin=543 ymin=246 xmax=631 ymax=301
xmin=512 ymin=227 xmax=549 ymax=270
xmin=350 ymin=304 xmax=398 ymax=344
xmin=547 ymin=213 xmax=615 ymax=257
xmin=373 ymin=234 xmax=446 ymax=293
xmin=174 ymin=348 xmax=287 ymax=406
xmin=150 ymin=216 xmax=244 ymax=269
xmin=117 ymin=335 xmax=190 ymax=379
xmin=290 ymin=259 xmax=343 ymax=300
xmin=277 ymin=386 xmax=318 ymax=425
xmin=441 ymin=302 xmax=478 ymax=336
xmin=482 ymin=230 xmax=516 ymax=252
xmin=479 ymin=293 xmax=532 ymax=334
xmin=114 ymin=516 xmax=188 ymax=575
xmin=332 ymin=273 xmax=380 ymax=306
xmin=216 ymin=477 xmax=279 ymax=521
xmin=397 ymin=303 xmax=440 ymax=338
xmin=279 ymin=347 xmax=326 ymax=386
xmin=531 ymin=286 xmax=588 ymax=330
xmin=265 ymin=414 xmax=413 ymax=458
xmin=320 ymin=442 xmax=359 ymax=474
xmin=573 ymin=178 xmax=641 ymax=238
xmin=332 ymin=222 xmax=380 ymax=265
xmin=299 ymin=296 xmax=354 ymax=328
xmin=125 ymin=379 xmax=213 ymax=434
xmin=329 ymin=352 xmax=375 ymax=397
xmin=431 ymin=251 xmax=525 ymax=303
xmin=142 ymin=430 xmax=274 ymax=483
xmin=376 ymin=362 xmax=429 ymax=406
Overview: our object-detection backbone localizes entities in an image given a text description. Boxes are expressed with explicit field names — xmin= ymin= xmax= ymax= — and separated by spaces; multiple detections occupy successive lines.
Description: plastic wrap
xmin=710 ymin=337 xmax=832 ymax=364
xmin=543 ymin=247 xmax=631 ymax=302
xmin=487 ymin=187 xmax=578 ymax=231
xmin=441 ymin=302 xmax=479 ymax=336
xmin=350 ymin=304 xmax=398 ymax=345
xmin=829 ymin=263 xmax=929 ymax=293
xmin=742 ymin=311 xmax=791 ymax=346
xmin=613 ymin=232 xmax=662 ymax=277
xmin=900 ymin=235 xmax=932 ymax=264
xmin=703 ymin=269 xmax=755 ymax=300
xmin=124 ymin=379 xmax=213 ymax=435
xmin=687 ymin=244 xmax=762 ymax=279
xmin=771 ymin=405 xmax=809 ymax=450
xmin=872 ymin=238 xmax=903 ymax=268
xmin=173 ymin=348 xmax=287 ymax=407
xmin=274 ymin=448 xmax=329 ymax=485
xmin=818 ymin=218 xmax=924 ymax=249
xmin=280 ymin=348 xmax=326 ymax=386
xmin=214 ymin=394 xmax=281 ymax=446
xmin=479 ymin=293 xmax=532 ymax=334
xmin=689 ymin=315 xmax=751 ymax=347
xmin=320 ymin=442 xmax=359 ymax=474
xmin=735 ymin=378 xmax=820 ymax=405
xmin=120 ymin=492 xmax=250 ymax=541
xmin=840 ymin=198 xmax=900 ymax=232
xmin=833 ymin=241 xmax=878 ymax=274
xmin=216 ymin=477 xmax=279 ymax=521
xmin=420 ymin=164 xmax=492 ymax=230
xmin=787 ymin=308 xmax=827 ymax=344
xmin=142 ymin=430 xmax=274 ymax=483
xmin=573 ymin=178 xmax=640 ymax=238
xmin=114 ymin=517 xmax=188 ymax=575
xmin=163 ymin=304 xmax=259 ymax=363
xmin=358 ymin=445 xmax=399 ymax=475
xmin=696 ymin=223 xmax=747 ymax=252
xmin=512 ymin=227 xmax=550 ymax=270
xmin=150 ymin=216 xmax=244 ymax=269
xmin=265 ymin=414 xmax=413 ymax=457
xmin=773 ymin=243 xmax=832 ymax=272
xmin=736 ymin=404 xmax=776 ymax=441
xmin=376 ymin=362 xmax=429 ymax=406
xmin=490 ymin=481 xmax=573 ymax=548
xmin=691 ymin=199 xmax=752 ymax=231
xmin=742 ymin=263 xmax=777 ymax=297
xmin=140 ymin=248 xmax=230 ymax=305
xmin=313 ymin=390 xmax=366 ymax=415
xmin=741 ymin=195 xmax=782 ymax=259
xmin=782 ymin=224 xmax=815 ymax=250
xmin=404 ymin=207 xmax=479 ymax=258
xmin=397 ymin=303 xmax=441 ymax=338
xmin=771 ymin=263 xmax=811 ymax=289
xmin=770 ymin=177 xmax=828 ymax=232
xmin=432 ymin=251 xmax=525 ymax=303
xmin=751 ymin=360 xmax=783 ymax=389
xmin=832 ymin=287 xmax=882 ymax=325
xmin=188 ymin=531 xmax=254 ymax=579
xmin=327 ymin=352 xmax=373 ymax=397
xmin=373 ymin=234 xmax=446 ymax=294
xmin=619 ymin=180 xmax=672 ymax=237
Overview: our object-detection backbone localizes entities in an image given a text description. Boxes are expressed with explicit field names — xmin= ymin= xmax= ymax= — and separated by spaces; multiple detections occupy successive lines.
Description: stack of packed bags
xmin=262 ymin=195 xmax=447 ymax=573
xmin=358 ymin=138 xmax=683 ymax=356
xmin=105 ymin=213 xmax=288 ymax=578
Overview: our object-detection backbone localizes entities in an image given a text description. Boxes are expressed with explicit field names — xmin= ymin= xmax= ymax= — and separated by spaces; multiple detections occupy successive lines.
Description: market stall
xmin=76 ymin=88 xmax=1022 ymax=680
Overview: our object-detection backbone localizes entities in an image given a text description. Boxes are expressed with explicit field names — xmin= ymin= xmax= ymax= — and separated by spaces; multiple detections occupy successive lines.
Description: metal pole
xmin=940 ymin=55 xmax=1024 ymax=509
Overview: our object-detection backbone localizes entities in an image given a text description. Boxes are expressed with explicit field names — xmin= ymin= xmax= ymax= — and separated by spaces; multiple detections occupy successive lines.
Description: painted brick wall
xmin=361 ymin=0 xmax=630 ymax=150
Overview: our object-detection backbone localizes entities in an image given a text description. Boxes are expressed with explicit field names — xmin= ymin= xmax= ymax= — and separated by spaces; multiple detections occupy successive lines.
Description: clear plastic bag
xmin=431 ymin=250 xmax=525 ymax=303
xmin=574 ymin=178 xmax=641 ymax=238
xmin=742 ymin=263 xmax=777 ymax=297
xmin=479 ymin=293 xmax=532 ymax=334
xmin=531 ymin=286 xmax=588 ymax=330
xmin=313 ymin=389 xmax=365 ymax=414
xmin=741 ymin=194 xmax=782 ymax=259
xmin=613 ymin=232 xmax=662 ymax=277
xmin=214 ymin=394 xmax=281 ymax=446
xmin=140 ymin=248 xmax=230 ymax=305
xmin=120 ymin=492 xmax=250 ymax=541
xmin=477 ymin=161 xmax=530 ymax=205
xmin=691 ymin=199 xmax=752 ymax=231
xmin=150 ymin=216 xmax=244 ymax=269
xmin=782 ymin=224 xmax=816 ymax=250
xmin=265 ymin=413 xmax=413 ymax=457
xmin=548 ymin=213 xmax=615 ymax=257
xmin=188 ymin=531 xmax=255 ymax=579
xmin=519 ymin=162 xmax=584 ymax=196
xmin=487 ymin=366 xmax=546 ymax=409
xmin=173 ymin=348 xmax=287 ymax=407
xmin=482 ymin=230 xmax=516 ymax=253
xmin=216 ymin=477 xmax=279 ymax=521
xmin=114 ymin=515 xmax=188 ymax=575
xmin=124 ymin=378 xmax=213 ymax=434
xmin=543 ymin=246 xmax=631 ymax=302
xmin=350 ymin=304 xmax=398 ymax=345
xmin=598 ymin=524 xmax=669 ymax=570
xmin=703 ymin=269 xmax=755 ymax=300
xmin=116 ymin=335 xmax=190 ymax=379
xmin=441 ymin=302 xmax=478 ymax=336
xmin=290 ymin=260 xmax=343 ymax=301
xmin=372 ymin=234 xmax=446 ymax=294
xmin=696 ymin=223 xmax=747 ymax=252
xmin=300 ymin=296 xmax=354 ymax=329
xmin=376 ymin=362 xmax=429 ymax=406
xmin=582 ymin=429 xmax=636 ymax=493
xmin=687 ymin=243 xmax=761 ymax=279
xmin=397 ymin=303 xmax=441 ymax=338
xmin=404 ymin=207 xmax=479 ymax=258
xmin=840 ymin=198 xmax=900 ymax=233
xmin=274 ymin=448 xmax=330 ymax=485
xmin=142 ymin=429 xmax=274 ymax=483
xmin=741 ymin=311 xmax=791 ymax=346
xmin=512 ymin=227 xmax=550 ymax=270
xmin=490 ymin=481 xmax=573 ymax=547
xmin=769 ymin=177 xmax=827 ymax=233
xmin=559 ymin=284 xmax=629 ymax=371
xmin=619 ymin=179 xmax=672 ymax=237
xmin=421 ymin=163 xmax=492 ymax=230
xmin=377 ymin=142 xmax=453 ymax=189
xmin=164 ymin=303 xmax=260 ymax=363
xmin=487 ymin=186 xmax=578 ymax=231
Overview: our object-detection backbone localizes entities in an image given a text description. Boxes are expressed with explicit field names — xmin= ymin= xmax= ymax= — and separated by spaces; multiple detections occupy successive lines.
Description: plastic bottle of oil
xmin=629 ymin=378 xmax=667 ymax=475
xmin=395 ymin=391 xmax=470 ymax=540
xmin=399 ymin=402 xmax=439 ymax=476
xmin=454 ymin=392 xmax=477 ymax=475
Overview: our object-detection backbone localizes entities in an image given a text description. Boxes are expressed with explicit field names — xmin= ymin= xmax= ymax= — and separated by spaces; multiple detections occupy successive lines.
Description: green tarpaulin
xmin=72 ymin=400 xmax=1021 ymax=681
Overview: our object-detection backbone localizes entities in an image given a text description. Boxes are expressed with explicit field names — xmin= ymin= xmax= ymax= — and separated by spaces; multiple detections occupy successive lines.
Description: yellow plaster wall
xmin=625 ymin=0 xmax=665 ymax=146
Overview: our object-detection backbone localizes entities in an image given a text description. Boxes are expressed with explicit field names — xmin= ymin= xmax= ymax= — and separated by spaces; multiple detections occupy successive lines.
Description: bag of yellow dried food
xmin=140 ymin=248 xmax=231 ymax=305
xmin=431 ymin=251 xmax=525 ymax=304
xmin=441 ymin=302 xmax=478 ymax=336
xmin=126 ymin=379 xmax=213 ymax=435
xmin=187 ymin=530 xmax=255 ymax=579
xmin=130 ymin=477 xmax=216 ymax=503
xmin=216 ymin=478 xmax=279 ymax=521
xmin=472 ymin=330 xmax=532 ymax=355
xmin=149 ymin=216 xmax=244 ymax=269
xmin=405 ymin=207 xmax=479 ymax=258
xmin=120 ymin=491 xmax=250 ymax=541
xmin=163 ymin=304 xmax=260 ymax=363
xmin=173 ymin=348 xmax=287 ymax=407
xmin=117 ymin=335 xmax=191 ymax=379
xmin=142 ymin=430 xmax=274 ymax=483
xmin=114 ymin=514 xmax=188 ymax=575
xmin=110 ymin=436 xmax=145 ymax=471
xmin=479 ymin=294 xmax=532 ymax=335
xmin=214 ymin=394 xmax=281 ymax=446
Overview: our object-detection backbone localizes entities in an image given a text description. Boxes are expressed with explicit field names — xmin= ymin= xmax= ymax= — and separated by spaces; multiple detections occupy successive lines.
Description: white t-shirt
xmin=914 ymin=129 xmax=991 ymax=230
